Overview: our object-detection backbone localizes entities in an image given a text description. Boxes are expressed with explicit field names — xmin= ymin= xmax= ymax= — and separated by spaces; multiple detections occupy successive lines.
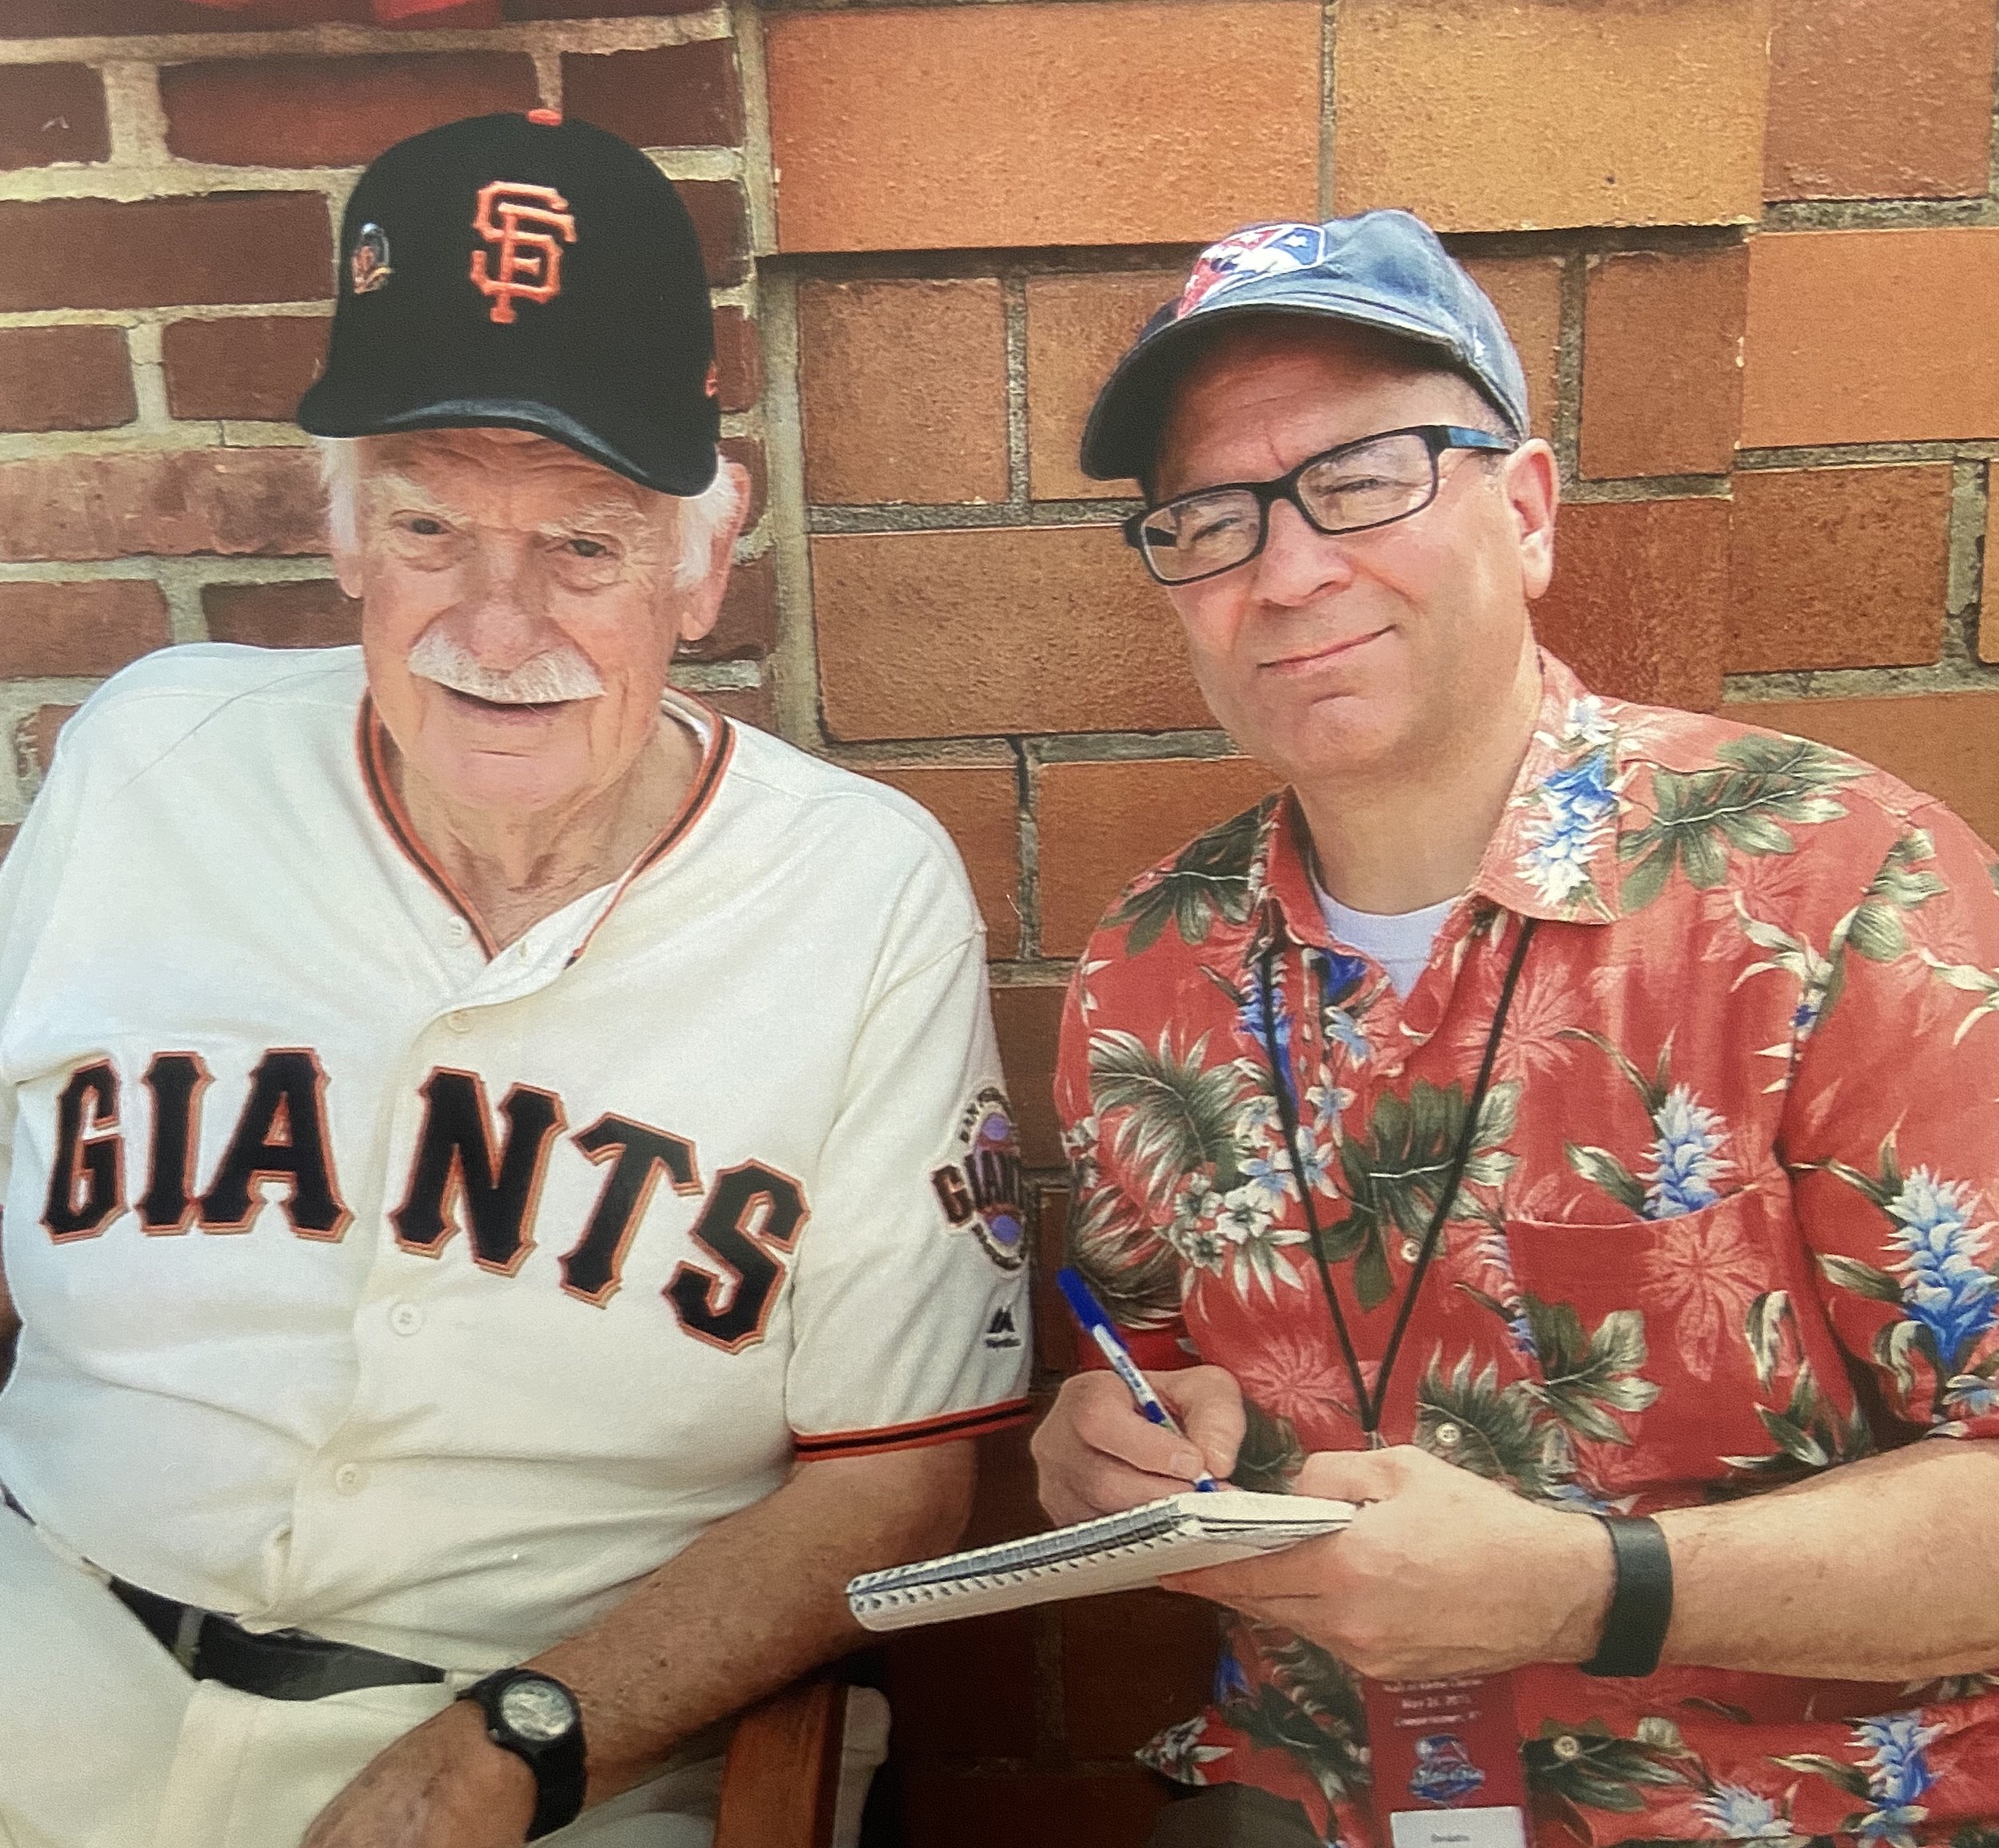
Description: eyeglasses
xmin=1123 ymin=424 xmax=1517 ymax=587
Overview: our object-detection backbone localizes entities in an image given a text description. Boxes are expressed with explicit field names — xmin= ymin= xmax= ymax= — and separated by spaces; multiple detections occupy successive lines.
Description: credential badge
xmin=350 ymin=222 xmax=393 ymax=295
xmin=931 ymin=1085 xmax=1025 ymax=1272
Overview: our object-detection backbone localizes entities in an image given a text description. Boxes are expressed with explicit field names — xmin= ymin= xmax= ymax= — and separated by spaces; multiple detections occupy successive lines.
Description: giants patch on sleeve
xmin=929 ymin=1085 xmax=1024 ymax=1272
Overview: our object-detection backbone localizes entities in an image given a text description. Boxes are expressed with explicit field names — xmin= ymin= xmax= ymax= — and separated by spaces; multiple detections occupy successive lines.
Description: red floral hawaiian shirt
xmin=1055 ymin=655 xmax=1999 ymax=1848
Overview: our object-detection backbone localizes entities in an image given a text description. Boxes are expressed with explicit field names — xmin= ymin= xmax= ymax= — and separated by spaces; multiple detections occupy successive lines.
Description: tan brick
xmin=1725 ymin=466 xmax=1951 ymax=674
xmin=1765 ymin=0 xmax=1997 ymax=201
xmin=1036 ymin=757 xmax=1279 ymax=957
xmin=1534 ymin=497 xmax=1730 ymax=710
xmin=1743 ymin=230 xmax=1999 ymax=447
xmin=1335 ymin=0 xmax=1771 ymax=232
xmin=0 ymin=581 xmax=170 ymax=678
xmin=1722 ymin=692 xmax=1999 ymax=848
xmin=560 ymin=42 xmax=742 ymax=150
xmin=767 ymin=2 xmax=1319 ymax=253
xmin=0 ymin=195 xmax=331 ymax=313
xmin=1460 ymin=254 xmax=1564 ymax=445
xmin=861 ymin=764 xmax=1021 ymax=958
xmin=1581 ymin=248 xmax=1747 ymax=478
xmin=161 ymin=55 xmax=535 ymax=169
xmin=1025 ymin=271 xmax=1182 ymax=502
xmin=1063 ymin=1591 xmax=1221 ymax=1758
xmin=799 ymin=279 xmax=1008 ymax=506
xmin=993 ymin=984 xmax=1064 ymax=1169
xmin=162 ymin=317 xmax=328 ymax=423
xmin=0 ymin=66 xmax=108 ymax=170
xmin=0 ymin=451 xmax=326 ymax=563
xmin=679 ymin=552 xmax=773 ymax=665
xmin=811 ymin=526 xmax=1209 ymax=740
xmin=0 ymin=326 xmax=134 ymax=433
xmin=202 ymin=580 xmax=358 ymax=649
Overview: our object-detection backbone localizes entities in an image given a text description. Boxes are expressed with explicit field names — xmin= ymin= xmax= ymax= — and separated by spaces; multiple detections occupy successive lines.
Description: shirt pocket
xmin=1502 ymin=1175 xmax=1859 ymax=1500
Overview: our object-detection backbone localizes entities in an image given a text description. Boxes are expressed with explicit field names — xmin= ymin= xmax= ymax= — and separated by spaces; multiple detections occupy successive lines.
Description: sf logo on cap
xmin=470 ymin=181 xmax=577 ymax=325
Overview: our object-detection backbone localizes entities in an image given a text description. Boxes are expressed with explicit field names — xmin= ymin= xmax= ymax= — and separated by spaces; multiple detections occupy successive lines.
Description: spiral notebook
xmin=846 ymin=1490 xmax=1357 ymax=1630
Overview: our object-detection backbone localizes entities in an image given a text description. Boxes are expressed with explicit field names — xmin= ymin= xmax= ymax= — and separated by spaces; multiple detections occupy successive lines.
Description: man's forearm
xmin=526 ymin=1439 xmax=976 ymax=1805
xmin=1658 ymin=1436 xmax=1999 ymax=1681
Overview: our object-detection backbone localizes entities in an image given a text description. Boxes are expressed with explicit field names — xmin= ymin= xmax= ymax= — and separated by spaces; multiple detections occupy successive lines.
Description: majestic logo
xmin=470 ymin=181 xmax=577 ymax=325
xmin=930 ymin=1085 xmax=1025 ymax=1272
xmin=1177 ymin=222 xmax=1327 ymax=317
xmin=983 ymin=1303 xmax=1022 ymax=1351
xmin=349 ymin=222 xmax=392 ymax=295
xmin=1408 ymin=1733 xmax=1486 ymax=1806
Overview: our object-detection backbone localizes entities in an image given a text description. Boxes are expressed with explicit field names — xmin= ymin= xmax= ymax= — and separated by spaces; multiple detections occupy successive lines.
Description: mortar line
xmin=1318 ymin=0 xmax=1338 ymax=219
xmin=1002 ymin=273 xmax=1031 ymax=509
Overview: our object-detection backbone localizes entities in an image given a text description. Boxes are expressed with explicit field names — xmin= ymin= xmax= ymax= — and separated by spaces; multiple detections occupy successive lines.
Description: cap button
xmin=527 ymin=108 xmax=562 ymax=126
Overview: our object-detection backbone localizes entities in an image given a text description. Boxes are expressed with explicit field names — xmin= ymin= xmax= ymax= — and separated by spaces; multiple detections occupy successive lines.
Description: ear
xmin=332 ymin=534 xmax=365 ymax=602
xmin=1505 ymin=439 xmax=1559 ymax=601
xmin=664 ymin=460 xmax=752 ymax=647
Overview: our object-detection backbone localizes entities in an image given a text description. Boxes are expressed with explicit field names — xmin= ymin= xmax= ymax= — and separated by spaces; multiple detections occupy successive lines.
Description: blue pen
xmin=1055 ymin=1266 xmax=1219 ymax=1492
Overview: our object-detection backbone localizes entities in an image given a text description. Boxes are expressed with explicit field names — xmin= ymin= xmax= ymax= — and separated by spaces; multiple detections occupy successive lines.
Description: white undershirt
xmin=1316 ymin=887 xmax=1462 ymax=998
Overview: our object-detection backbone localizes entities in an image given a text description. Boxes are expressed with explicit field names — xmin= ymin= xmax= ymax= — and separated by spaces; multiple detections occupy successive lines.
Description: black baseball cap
xmin=297 ymin=110 xmax=719 ymax=496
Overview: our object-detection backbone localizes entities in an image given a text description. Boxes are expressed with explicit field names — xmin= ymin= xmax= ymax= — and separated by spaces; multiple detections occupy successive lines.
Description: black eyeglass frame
xmin=1122 ymin=422 xmax=1518 ymax=587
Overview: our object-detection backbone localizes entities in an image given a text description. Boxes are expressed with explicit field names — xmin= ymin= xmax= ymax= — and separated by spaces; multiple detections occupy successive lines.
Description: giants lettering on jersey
xmin=39 ymin=1053 xmax=808 ymax=1342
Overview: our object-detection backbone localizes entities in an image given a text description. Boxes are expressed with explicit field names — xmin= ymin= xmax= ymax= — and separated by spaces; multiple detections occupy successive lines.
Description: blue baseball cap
xmin=1079 ymin=210 xmax=1530 ymax=483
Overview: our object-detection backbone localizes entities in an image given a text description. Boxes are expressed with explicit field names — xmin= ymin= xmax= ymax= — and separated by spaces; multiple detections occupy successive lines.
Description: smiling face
xmin=1151 ymin=318 xmax=1556 ymax=799
xmin=333 ymin=428 xmax=734 ymax=823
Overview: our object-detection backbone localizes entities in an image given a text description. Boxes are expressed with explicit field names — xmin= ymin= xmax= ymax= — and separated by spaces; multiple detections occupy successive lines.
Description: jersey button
xmin=333 ymin=1463 xmax=365 ymax=1495
xmin=389 ymin=1302 xmax=424 ymax=1336
xmin=443 ymin=916 xmax=471 ymax=946
xmin=445 ymin=1010 xmax=473 ymax=1034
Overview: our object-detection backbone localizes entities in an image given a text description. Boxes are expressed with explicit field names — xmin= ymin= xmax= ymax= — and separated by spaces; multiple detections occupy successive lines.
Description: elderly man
xmin=0 ymin=113 xmax=1029 ymax=1848
xmin=1031 ymin=213 xmax=1999 ymax=1848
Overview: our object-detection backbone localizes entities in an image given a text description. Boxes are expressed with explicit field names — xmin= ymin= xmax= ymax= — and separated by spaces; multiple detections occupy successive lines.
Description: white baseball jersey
xmin=0 ymin=644 xmax=1031 ymax=1671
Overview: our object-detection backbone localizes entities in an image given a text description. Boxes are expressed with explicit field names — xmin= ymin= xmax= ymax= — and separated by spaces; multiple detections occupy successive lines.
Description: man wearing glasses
xmin=1031 ymin=212 xmax=1999 ymax=1848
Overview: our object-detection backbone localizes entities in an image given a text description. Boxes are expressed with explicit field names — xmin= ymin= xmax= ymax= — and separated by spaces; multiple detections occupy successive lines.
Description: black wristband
xmin=1579 ymin=1514 xmax=1674 ymax=1678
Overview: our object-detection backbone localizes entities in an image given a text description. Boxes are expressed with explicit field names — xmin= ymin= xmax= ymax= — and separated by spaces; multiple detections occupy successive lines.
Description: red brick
xmin=1581 ymin=248 xmax=1747 ymax=478
xmin=0 ymin=450 xmax=327 ymax=564
xmin=994 ymin=984 xmax=1063 ymax=1170
xmin=1743 ymin=230 xmax=1999 ymax=447
xmin=1025 ymin=271 xmax=1184 ymax=502
xmin=1063 ymin=1590 xmax=1219 ymax=1758
xmin=812 ymin=527 xmax=1210 ymax=741
xmin=202 ymin=579 xmax=358 ymax=650
xmin=23 ymin=705 xmax=77 ymax=777
xmin=163 ymin=317 xmax=329 ymax=424
xmin=1335 ymin=0 xmax=1770 ymax=232
xmin=698 ymin=681 xmax=776 ymax=731
xmin=162 ymin=56 xmax=535 ymax=170
xmin=880 ymin=1608 xmax=1039 ymax=1760
xmin=898 ymin=1768 xmax=1169 ymax=1848
xmin=800 ymin=279 xmax=1009 ymax=506
xmin=680 ymin=552 xmax=774 ymax=665
xmin=1461 ymin=254 xmax=1564 ymax=445
xmin=0 ymin=581 xmax=170 ymax=678
xmin=712 ymin=307 xmax=761 ymax=416
xmin=767 ymin=3 xmax=1319 ymax=253
xmin=861 ymin=764 xmax=1022 ymax=958
xmin=0 ymin=66 xmax=108 ymax=170
xmin=1534 ymin=497 xmax=1730 ymax=710
xmin=678 ymin=180 xmax=748 ymax=287
xmin=1766 ymin=0 xmax=1997 ymax=201
xmin=1722 ymin=692 xmax=1999 ymax=848
xmin=2 ymin=0 xmax=373 ymax=23
xmin=0 ymin=195 xmax=332 ymax=313
xmin=0 ymin=326 xmax=134 ymax=433
xmin=1036 ymin=758 xmax=1280 ymax=957
xmin=505 ymin=0 xmax=707 ymax=16
xmin=1726 ymin=466 xmax=1951 ymax=673
xmin=719 ymin=437 xmax=765 ymax=532
xmin=561 ymin=42 xmax=742 ymax=150
xmin=1035 ymin=1185 xmax=1074 ymax=1373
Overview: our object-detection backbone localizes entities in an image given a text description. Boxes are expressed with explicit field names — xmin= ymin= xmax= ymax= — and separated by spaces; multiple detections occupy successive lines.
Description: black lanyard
xmin=1255 ymin=912 xmax=1537 ymax=1447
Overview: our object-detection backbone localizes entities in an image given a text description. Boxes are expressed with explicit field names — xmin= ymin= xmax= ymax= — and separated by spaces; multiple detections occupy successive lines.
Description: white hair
xmin=313 ymin=433 xmax=740 ymax=589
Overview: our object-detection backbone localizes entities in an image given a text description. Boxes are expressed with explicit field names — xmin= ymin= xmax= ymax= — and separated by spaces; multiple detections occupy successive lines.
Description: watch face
xmin=498 ymin=1676 xmax=578 ymax=1743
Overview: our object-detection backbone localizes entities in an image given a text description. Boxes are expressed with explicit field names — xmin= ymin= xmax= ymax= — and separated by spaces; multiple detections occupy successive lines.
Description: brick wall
xmin=6 ymin=2 xmax=1999 ymax=1842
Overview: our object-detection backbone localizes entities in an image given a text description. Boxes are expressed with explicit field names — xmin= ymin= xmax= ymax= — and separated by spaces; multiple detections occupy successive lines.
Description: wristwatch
xmin=458 ymin=1666 xmax=588 ymax=1840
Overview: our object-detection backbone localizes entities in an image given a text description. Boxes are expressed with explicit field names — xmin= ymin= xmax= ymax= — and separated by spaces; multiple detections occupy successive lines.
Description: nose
xmin=449 ymin=534 xmax=554 ymax=668
xmin=1249 ymin=497 xmax=1356 ymax=609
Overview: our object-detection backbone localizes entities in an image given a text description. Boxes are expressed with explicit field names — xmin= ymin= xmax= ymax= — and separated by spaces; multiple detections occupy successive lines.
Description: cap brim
xmin=1077 ymin=288 xmax=1485 ymax=483
xmin=296 ymin=388 xmax=719 ymax=498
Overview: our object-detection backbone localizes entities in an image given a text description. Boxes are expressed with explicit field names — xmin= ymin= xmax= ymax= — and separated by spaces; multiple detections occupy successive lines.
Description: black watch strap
xmin=459 ymin=1668 xmax=588 ymax=1841
xmin=1580 ymin=1514 xmax=1674 ymax=1678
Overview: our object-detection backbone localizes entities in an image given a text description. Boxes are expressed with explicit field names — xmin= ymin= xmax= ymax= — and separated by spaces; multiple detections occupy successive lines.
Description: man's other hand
xmin=1032 ymin=1365 xmax=1244 ymax=1525
xmin=301 ymin=1699 xmax=537 ymax=1848
xmin=1161 ymin=1445 xmax=1613 ymax=1678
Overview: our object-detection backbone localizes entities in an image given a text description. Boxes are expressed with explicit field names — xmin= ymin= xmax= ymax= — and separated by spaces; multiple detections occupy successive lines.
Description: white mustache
xmin=406 ymin=629 xmax=604 ymax=705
